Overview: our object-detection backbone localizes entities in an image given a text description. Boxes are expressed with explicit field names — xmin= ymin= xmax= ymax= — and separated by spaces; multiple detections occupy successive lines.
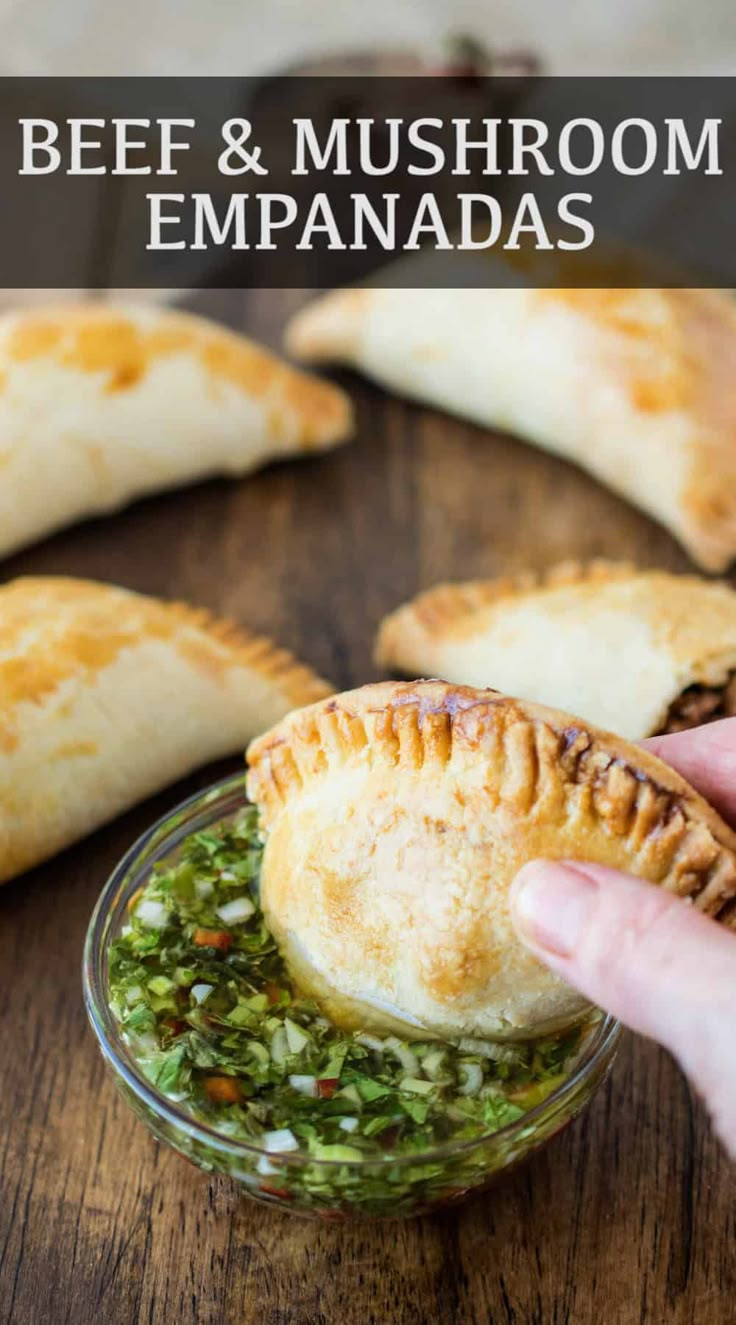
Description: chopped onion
xmin=385 ymin=1036 xmax=419 ymax=1074
xmin=257 ymin=1155 xmax=278 ymax=1176
xmin=355 ymin=1032 xmax=386 ymax=1053
xmin=284 ymin=1018 xmax=310 ymax=1054
xmin=262 ymin=1128 xmax=299 ymax=1152
xmin=125 ymin=985 xmax=144 ymax=1006
xmin=459 ymin=1036 xmax=524 ymax=1064
xmin=338 ymin=1117 xmax=359 ymax=1133
xmin=190 ymin=983 xmax=213 ymax=1005
xmin=270 ymin=1026 xmax=289 ymax=1065
xmin=215 ymin=895 xmax=255 ymax=925
xmin=135 ymin=899 xmax=168 ymax=928
xmin=399 ymin=1077 xmax=435 ymax=1095
xmin=457 ymin=1063 xmax=483 ymax=1096
xmin=288 ymin=1074 xmax=318 ymax=1097
xmin=195 ymin=879 xmax=214 ymax=900
xmin=421 ymin=1049 xmax=447 ymax=1080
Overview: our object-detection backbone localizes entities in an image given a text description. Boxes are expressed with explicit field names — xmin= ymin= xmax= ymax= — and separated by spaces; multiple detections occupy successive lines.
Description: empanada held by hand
xmin=0 ymin=577 xmax=331 ymax=884
xmin=376 ymin=561 xmax=736 ymax=740
xmin=286 ymin=287 xmax=736 ymax=570
xmin=0 ymin=305 xmax=352 ymax=557
xmin=246 ymin=680 xmax=736 ymax=1040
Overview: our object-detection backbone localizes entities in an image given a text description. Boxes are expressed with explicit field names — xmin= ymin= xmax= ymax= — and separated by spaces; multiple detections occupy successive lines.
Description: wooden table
xmin=1 ymin=289 xmax=733 ymax=1325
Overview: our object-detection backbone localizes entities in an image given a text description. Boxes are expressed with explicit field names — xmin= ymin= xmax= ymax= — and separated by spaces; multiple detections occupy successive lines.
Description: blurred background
xmin=0 ymin=0 xmax=733 ymax=77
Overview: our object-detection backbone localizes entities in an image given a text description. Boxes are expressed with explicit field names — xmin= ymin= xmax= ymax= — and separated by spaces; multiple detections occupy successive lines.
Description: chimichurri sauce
xmin=109 ymin=806 xmax=583 ymax=1166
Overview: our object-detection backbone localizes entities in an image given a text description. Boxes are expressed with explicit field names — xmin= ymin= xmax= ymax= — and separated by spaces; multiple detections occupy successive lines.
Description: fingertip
xmin=511 ymin=859 xmax=599 ymax=959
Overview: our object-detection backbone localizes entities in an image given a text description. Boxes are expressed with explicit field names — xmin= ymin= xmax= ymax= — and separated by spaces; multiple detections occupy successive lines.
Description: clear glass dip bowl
xmin=83 ymin=774 xmax=621 ymax=1221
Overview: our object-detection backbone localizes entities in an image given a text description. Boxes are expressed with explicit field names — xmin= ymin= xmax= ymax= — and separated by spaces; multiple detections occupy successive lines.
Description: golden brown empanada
xmin=376 ymin=560 xmax=736 ymax=740
xmin=0 ymin=304 xmax=352 ymax=557
xmin=286 ymin=287 xmax=736 ymax=571
xmin=0 ymin=576 xmax=331 ymax=884
xmin=246 ymin=680 xmax=736 ymax=1040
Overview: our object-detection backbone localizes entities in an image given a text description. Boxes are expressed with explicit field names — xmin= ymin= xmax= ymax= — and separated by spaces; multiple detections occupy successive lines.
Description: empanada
xmin=0 ymin=576 xmax=331 ymax=884
xmin=0 ymin=304 xmax=352 ymax=557
xmin=286 ymin=287 xmax=736 ymax=571
xmin=246 ymin=680 xmax=736 ymax=1040
xmin=376 ymin=560 xmax=736 ymax=740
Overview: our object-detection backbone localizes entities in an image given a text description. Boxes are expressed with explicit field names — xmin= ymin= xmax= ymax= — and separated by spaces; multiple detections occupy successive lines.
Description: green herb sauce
xmin=109 ymin=807 xmax=582 ymax=1168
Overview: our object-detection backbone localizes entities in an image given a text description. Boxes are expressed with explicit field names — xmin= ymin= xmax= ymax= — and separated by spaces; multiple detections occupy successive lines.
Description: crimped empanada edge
xmin=377 ymin=560 xmax=727 ymax=664
xmin=131 ymin=596 xmax=335 ymax=712
xmin=246 ymin=680 xmax=736 ymax=918
xmin=8 ymin=576 xmax=334 ymax=714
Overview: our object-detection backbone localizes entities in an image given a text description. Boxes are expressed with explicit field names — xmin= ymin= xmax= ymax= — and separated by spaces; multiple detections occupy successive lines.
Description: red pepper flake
xmin=203 ymin=1076 xmax=242 ymax=1104
xmin=259 ymin=1184 xmax=292 ymax=1201
xmin=264 ymin=983 xmax=283 ymax=1005
xmin=316 ymin=1078 xmax=339 ymax=1099
xmin=377 ymin=1125 xmax=401 ymax=1150
xmin=193 ymin=928 xmax=232 ymax=953
xmin=162 ymin=1017 xmax=186 ymax=1038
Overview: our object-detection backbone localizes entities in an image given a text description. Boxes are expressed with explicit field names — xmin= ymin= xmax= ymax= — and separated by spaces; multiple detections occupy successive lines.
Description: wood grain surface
xmin=0 ymin=288 xmax=734 ymax=1325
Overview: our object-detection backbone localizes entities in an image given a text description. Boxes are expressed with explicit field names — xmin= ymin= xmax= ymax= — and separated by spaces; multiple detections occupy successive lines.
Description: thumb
xmin=510 ymin=860 xmax=736 ymax=1158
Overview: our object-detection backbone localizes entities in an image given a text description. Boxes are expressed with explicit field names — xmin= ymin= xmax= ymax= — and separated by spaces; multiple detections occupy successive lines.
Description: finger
xmin=511 ymin=860 xmax=736 ymax=1158
xmin=644 ymin=716 xmax=736 ymax=825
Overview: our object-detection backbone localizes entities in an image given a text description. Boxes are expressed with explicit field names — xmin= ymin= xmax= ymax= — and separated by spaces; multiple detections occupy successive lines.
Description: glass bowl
xmin=83 ymin=773 xmax=621 ymax=1221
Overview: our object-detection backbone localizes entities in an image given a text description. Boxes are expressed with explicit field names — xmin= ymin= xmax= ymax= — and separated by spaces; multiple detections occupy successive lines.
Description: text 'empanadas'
xmin=0 ymin=304 xmax=353 ymax=557
xmin=286 ymin=287 xmax=736 ymax=571
xmin=0 ymin=577 xmax=332 ymax=884
xmin=377 ymin=560 xmax=736 ymax=740
xmin=246 ymin=680 xmax=736 ymax=1041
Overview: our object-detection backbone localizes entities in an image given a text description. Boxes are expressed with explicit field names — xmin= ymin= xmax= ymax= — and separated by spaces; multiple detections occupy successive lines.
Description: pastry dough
xmin=376 ymin=560 xmax=736 ymax=739
xmin=246 ymin=680 xmax=736 ymax=1040
xmin=0 ymin=304 xmax=352 ymax=556
xmin=0 ymin=576 xmax=331 ymax=884
xmin=286 ymin=287 xmax=736 ymax=571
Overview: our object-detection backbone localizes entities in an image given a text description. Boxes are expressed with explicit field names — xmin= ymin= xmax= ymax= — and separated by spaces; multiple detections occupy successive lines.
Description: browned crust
xmin=0 ymin=305 xmax=354 ymax=452
xmin=375 ymin=560 xmax=639 ymax=664
xmin=171 ymin=602 xmax=334 ymax=709
xmin=0 ymin=576 xmax=333 ymax=713
xmin=246 ymin=679 xmax=736 ymax=919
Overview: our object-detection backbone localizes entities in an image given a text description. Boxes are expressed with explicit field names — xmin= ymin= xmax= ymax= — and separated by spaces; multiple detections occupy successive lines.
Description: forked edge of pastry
xmin=374 ymin=559 xmax=639 ymax=667
xmin=246 ymin=677 xmax=736 ymax=927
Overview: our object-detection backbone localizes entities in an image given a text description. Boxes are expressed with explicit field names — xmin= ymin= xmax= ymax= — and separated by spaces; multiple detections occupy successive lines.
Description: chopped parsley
xmin=108 ymin=806 xmax=585 ymax=1210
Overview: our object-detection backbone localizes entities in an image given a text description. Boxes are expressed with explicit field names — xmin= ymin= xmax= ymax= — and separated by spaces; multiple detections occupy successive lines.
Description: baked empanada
xmin=246 ymin=680 xmax=736 ymax=1040
xmin=0 ymin=304 xmax=352 ymax=557
xmin=286 ymin=287 xmax=736 ymax=571
xmin=0 ymin=576 xmax=331 ymax=884
xmin=376 ymin=560 xmax=736 ymax=740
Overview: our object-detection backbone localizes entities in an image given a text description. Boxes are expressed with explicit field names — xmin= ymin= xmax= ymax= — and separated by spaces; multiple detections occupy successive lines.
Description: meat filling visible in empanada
xmin=375 ymin=562 xmax=736 ymax=741
xmin=660 ymin=675 xmax=736 ymax=733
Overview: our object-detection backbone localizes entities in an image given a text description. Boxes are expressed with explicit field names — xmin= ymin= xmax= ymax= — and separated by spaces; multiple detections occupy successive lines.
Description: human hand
xmin=510 ymin=718 xmax=736 ymax=1157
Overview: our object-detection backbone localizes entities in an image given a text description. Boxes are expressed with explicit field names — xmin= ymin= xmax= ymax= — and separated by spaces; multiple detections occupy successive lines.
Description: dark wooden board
xmin=0 ymin=288 xmax=733 ymax=1325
